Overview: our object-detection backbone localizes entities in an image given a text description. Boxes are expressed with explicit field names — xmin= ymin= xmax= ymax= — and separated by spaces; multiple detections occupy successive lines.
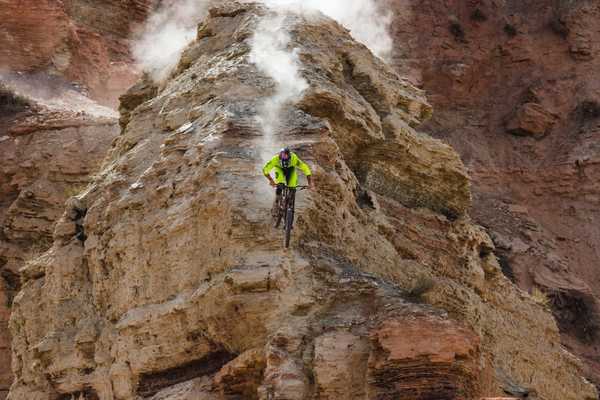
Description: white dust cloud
xmin=262 ymin=0 xmax=393 ymax=59
xmin=0 ymin=72 xmax=117 ymax=118
xmin=248 ymin=0 xmax=392 ymax=154
xmin=132 ymin=0 xmax=392 ymax=164
xmin=132 ymin=0 xmax=210 ymax=82
xmin=132 ymin=0 xmax=392 ymax=83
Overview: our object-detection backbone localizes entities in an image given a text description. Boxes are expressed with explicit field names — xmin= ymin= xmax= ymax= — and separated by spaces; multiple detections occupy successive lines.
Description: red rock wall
xmin=0 ymin=0 xmax=154 ymax=106
xmin=389 ymin=0 xmax=600 ymax=387
xmin=0 ymin=1 xmax=69 ymax=72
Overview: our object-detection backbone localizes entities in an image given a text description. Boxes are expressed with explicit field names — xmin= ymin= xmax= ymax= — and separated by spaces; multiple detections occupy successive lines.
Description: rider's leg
xmin=284 ymin=168 xmax=298 ymax=217
xmin=272 ymin=185 xmax=284 ymax=216
xmin=272 ymin=167 xmax=287 ymax=216
xmin=285 ymin=170 xmax=298 ymax=229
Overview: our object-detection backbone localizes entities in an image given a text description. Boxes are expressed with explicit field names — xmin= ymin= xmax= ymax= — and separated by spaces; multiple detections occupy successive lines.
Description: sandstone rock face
xmin=389 ymin=0 xmax=600 ymax=387
xmin=0 ymin=83 xmax=120 ymax=399
xmin=7 ymin=3 xmax=596 ymax=400
xmin=0 ymin=0 xmax=153 ymax=106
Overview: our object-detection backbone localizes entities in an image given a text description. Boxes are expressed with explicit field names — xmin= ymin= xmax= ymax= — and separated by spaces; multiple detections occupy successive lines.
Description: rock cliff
xmin=1 ymin=1 xmax=154 ymax=394
xmin=6 ymin=3 xmax=596 ymax=400
xmin=0 ymin=0 xmax=153 ymax=106
xmin=389 ymin=0 xmax=600 ymax=387
xmin=0 ymin=79 xmax=120 ymax=399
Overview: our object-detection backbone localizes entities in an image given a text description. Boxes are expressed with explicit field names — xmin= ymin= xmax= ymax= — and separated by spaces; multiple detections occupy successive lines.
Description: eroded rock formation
xmin=389 ymin=0 xmax=600 ymax=387
xmin=1 ymin=2 xmax=151 ymax=394
xmin=7 ymin=3 xmax=596 ymax=399
xmin=0 ymin=82 xmax=120 ymax=399
xmin=0 ymin=0 xmax=153 ymax=106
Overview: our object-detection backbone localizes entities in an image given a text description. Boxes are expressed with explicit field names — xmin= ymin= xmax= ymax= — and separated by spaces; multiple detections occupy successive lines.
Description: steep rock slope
xmin=0 ymin=83 xmax=120 ymax=399
xmin=8 ymin=3 xmax=596 ymax=400
xmin=1 ymin=1 xmax=153 ymax=394
xmin=389 ymin=0 xmax=600 ymax=386
xmin=0 ymin=0 xmax=153 ymax=106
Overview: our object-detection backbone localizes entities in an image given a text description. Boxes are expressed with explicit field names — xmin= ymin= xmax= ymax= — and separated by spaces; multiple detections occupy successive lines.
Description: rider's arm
xmin=294 ymin=156 xmax=312 ymax=177
xmin=262 ymin=157 xmax=278 ymax=186
xmin=294 ymin=156 xmax=314 ymax=188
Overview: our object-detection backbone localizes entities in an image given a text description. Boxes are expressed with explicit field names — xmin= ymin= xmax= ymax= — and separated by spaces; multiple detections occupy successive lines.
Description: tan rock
xmin=214 ymin=349 xmax=265 ymax=398
xmin=313 ymin=331 xmax=369 ymax=399
xmin=0 ymin=86 xmax=119 ymax=400
xmin=110 ymin=362 xmax=135 ymax=400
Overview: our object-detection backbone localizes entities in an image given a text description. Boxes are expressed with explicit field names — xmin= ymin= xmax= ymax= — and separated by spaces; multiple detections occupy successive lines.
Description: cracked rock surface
xmin=389 ymin=0 xmax=600 ymax=386
xmin=0 ymin=82 xmax=119 ymax=400
xmin=6 ymin=3 xmax=597 ymax=400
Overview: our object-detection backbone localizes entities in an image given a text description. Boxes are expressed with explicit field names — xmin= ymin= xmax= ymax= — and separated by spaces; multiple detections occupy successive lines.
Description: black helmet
xmin=279 ymin=147 xmax=291 ymax=168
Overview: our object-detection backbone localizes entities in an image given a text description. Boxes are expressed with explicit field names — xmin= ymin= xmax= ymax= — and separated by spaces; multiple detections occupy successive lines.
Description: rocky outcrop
xmin=505 ymin=102 xmax=558 ymax=137
xmin=0 ymin=0 xmax=144 ymax=388
xmin=0 ymin=83 xmax=119 ymax=400
xmin=6 ymin=3 xmax=596 ymax=399
xmin=389 ymin=0 xmax=600 ymax=387
xmin=0 ymin=0 xmax=153 ymax=106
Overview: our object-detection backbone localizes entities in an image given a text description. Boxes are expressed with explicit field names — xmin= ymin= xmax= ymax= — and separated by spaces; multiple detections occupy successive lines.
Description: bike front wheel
xmin=273 ymin=191 xmax=286 ymax=228
xmin=284 ymin=208 xmax=294 ymax=248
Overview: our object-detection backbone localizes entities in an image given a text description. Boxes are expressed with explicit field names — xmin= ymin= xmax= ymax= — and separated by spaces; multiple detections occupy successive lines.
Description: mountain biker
xmin=263 ymin=147 xmax=313 ymax=215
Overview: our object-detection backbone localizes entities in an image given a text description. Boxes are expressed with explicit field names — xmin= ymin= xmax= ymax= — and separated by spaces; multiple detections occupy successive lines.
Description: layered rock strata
xmin=0 ymin=83 xmax=120 ymax=400
xmin=7 ymin=2 xmax=597 ymax=400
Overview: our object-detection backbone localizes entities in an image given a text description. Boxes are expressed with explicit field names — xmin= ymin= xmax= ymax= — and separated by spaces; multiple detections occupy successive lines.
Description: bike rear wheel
xmin=283 ymin=189 xmax=296 ymax=248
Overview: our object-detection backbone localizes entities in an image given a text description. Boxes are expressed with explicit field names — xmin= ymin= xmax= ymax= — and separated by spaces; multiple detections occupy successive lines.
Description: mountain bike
xmin=273 ymin=185 xmax=308 ymax=248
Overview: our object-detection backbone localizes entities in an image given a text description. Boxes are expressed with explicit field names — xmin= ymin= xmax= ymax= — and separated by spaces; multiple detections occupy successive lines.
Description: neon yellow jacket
xmin=262 ymin=152 xmax=312 ymax=187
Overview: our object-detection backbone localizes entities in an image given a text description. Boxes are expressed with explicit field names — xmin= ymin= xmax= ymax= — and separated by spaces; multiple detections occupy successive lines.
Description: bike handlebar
xmin=272 ymin=184 xmax=310 ymax=190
